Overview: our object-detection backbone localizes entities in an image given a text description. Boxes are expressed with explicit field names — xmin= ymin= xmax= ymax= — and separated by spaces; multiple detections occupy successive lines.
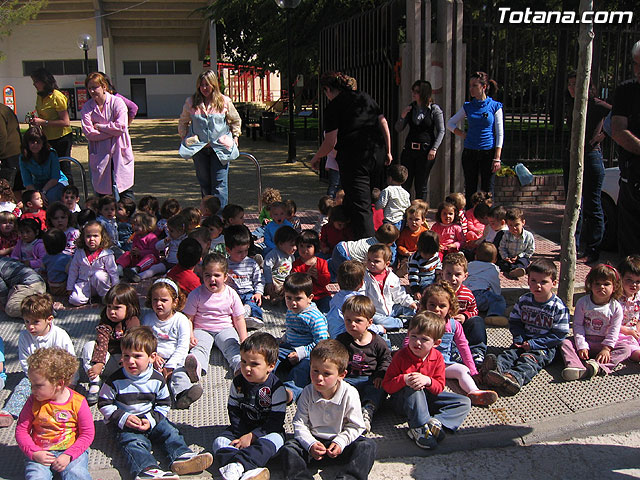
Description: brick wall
xmin=493 ymin=175 xmax=566 ymax=206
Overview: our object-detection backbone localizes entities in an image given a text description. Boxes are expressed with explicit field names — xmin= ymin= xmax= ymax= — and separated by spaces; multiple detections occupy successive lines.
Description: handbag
xmin=515 ymin=163 xmax=534 ymax=186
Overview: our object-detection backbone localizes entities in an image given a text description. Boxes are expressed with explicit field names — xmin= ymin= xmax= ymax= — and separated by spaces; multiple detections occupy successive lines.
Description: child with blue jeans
xmin=225 ymin=224 xmax=265 ymax=329
xmin=363 ymin=244 xmax=418 ymax=330
xmin=464 ymin=242 xmax=508 ymax=326
xmin=276 ymin=273 xmax=329 ymax=400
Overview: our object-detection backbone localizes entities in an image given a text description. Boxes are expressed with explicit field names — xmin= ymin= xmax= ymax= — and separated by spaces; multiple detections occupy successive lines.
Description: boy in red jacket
xmin=382 ymin=312 xmax=471 ymax=450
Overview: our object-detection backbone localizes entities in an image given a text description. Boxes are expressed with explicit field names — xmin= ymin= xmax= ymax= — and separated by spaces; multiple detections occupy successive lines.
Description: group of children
xmin=1 ymin=179 xmax=640 ymax=480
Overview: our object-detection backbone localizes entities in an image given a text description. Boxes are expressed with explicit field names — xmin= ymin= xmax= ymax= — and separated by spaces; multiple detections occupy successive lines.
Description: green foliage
xmin=0 ymin=0 xmax=48 ymax=60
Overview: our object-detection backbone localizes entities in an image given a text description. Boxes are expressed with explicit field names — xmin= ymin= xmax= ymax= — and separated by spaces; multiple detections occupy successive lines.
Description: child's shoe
xmin=220 ymin=462 xmax=244 ymax=480
xmin=170 ymin=451 xmax=213 ymax=475
xmin=468 ymin=389 xmax=499 ymax=406
xmin=485 ymin=370 xmax=521 ymax=395
xmin=0 ymin=410 xmax=14 ymax=428
xmin=135 ymin=468 xmax=179 ymax=480
xmin=361 ymin=402 xmax=375 ymax=433
xmin=586 ymin=359 xmax=600 ymax=378
xmin=86 ymin=383 xmax=101 ymax=406
xmin=427 ymin=418 xmax=446 ymax=442
xmin=507 ymin=268 xmax=526 ymax=279
xmin=175 ymin=384 xmax=203 ymax=409
xmin=407 ymin=425 xmax=438 ymax=449
xmin=561 ymin=367 xmax=587 ymax=381
xmin=124 ymin=267 xmax=141 ymax=283
xmin=480 ymin=353 xmax=498 ymax=382
xmin=245 ymin=317 xmax=265 ymax=330
xmin=240 ymin=467 xmax=270 ymax=480
xmin=184 ymin=354 xmax=201 ymax=383
xmin=485 ymin=315 xmax=509 ymax=327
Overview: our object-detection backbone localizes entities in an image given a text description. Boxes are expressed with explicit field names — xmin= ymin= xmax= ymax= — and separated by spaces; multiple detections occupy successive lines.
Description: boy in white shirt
xmin=464 ymin=242 xmax=508 ymax=326
xmin=376 ymin=164 xmax=410 ymax=229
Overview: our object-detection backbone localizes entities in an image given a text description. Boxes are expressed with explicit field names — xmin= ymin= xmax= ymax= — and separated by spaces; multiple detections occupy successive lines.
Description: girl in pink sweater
xmin=117 ymin=212 xmax=163 ymax=282
xmin=15 ymin=347 xmax=94 ymax=479
xmin=431 ymin=201 xmax=465 ymax=256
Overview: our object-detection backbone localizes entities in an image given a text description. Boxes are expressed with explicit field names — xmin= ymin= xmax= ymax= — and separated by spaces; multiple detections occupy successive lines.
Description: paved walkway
xmin=0 ymin=120 xmax=636 ymax=479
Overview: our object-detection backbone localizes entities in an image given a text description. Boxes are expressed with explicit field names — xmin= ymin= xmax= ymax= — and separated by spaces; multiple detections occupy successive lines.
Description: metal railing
xmin=58 ymin=157 xmax=89 ymax=202
xmin=237 ymin=152 xmax=262 ymax=211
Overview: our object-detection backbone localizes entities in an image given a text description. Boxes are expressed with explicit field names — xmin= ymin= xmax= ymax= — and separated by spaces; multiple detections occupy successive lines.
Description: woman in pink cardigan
xmin=80 ymin=72 xmax=134 ymax=202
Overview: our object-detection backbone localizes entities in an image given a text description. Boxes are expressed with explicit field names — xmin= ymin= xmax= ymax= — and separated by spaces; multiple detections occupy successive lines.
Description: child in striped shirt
xmin=276 ymin=273 xmax=329 ymax=401
xmin=408 ymin=230 xmax=442 ymax=299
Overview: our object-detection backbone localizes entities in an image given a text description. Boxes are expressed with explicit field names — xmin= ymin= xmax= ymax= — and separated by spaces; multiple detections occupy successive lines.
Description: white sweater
xmin=142 ymin=311 xmax=190 ymax=369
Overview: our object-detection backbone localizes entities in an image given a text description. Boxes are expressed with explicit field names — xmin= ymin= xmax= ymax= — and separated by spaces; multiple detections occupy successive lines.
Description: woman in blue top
xmin=178 ymin=70 xmax=242 ymax=207
xmin=447 ymin=72 xmax=504 ymax=205
xmin=19 ymin=127 xmax=68 ymax=204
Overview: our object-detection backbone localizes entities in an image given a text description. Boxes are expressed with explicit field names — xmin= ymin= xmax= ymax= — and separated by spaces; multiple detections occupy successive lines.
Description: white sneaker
xmin=220 ymin=462 xmax=244 ymax=480
xmin=244 ymin=304 xmax=252 ymax=317
xmin=135 ymin=468 xmax=179 ymax=480
xmin=245 ymin=316 xmax=265 ymax=330
xmin=241 ymin=467 xmax=270 ymax=480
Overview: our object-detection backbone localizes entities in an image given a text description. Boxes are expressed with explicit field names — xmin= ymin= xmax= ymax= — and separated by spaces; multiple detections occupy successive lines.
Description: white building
xmin=0 ymin=0 xmax=278 ymax=120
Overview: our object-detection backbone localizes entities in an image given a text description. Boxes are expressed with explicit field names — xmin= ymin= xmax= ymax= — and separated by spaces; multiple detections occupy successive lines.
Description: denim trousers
xmin=473 ymin=289 xmax=507 ymax=317
xmin=238 ymin=292 xmax=264 ymax=320
xmin=213 ymin=431 xmax=284 ymax=471
xmin=281 ymin=436 xmax=376 ymax=480
xmin=372 ymin=304 xmax=414 ymax=330
xmin=24 ymin=450 xmax=90 ymax=480
xmin=461 ymin=147 xmax=495 ymax=206
xmin=276 ymin=343 xmax=311 ymax=400
xmin=115 ymin=417 xmax=191 ymax=476
xmin=497 ymin=347 xmax=555 ymax=386
xmin=576 ymin=150 xmax=605 ymax=253
xmin=329 ymin=242 xmax=350 ymax=282
xmin=326 ymin=168 xmax=341 ymax=198
xmin=390 ymin=386 xmax=471 ymax=431
xmin=192 ymin=146 xmax=229 ymax=207
xmin=344 ymin=375 xmax=385 ymax=409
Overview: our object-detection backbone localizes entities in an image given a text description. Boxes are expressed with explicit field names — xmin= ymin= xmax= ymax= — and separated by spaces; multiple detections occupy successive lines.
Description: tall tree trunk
xmin=558 ymin=0 xmax=594 ymax=308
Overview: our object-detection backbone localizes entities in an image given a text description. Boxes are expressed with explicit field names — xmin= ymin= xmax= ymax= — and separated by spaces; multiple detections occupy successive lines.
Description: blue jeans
xmin=24 ymin=451 xmax=90 ymax=480
xmin=373 ymin=304 xmax=414 ymax=330
xmin=326 ymin=168 xmax=341 ymax=198
xmin=213 ymin=431 xmax=284 ymax=471
xmin=329 ymin=241 xmax=349 ymax=282
xmin=576 ymin=150 xmax=605 ymax=253
xmin=496 ymin=347 xmax=555 ymax=387
xmin=39 ymin=182 xmax=65 ymax=204
xmin=390 ymin=386 xmax=471 ymax=430
xmin=473 ymin=289 xmax=506 ymax=317
xmin=238 ymin=292 xmax=263 ymax=320
xmin=276 ymin=343 xmax=311 ymax=400
xmin=345 ymin=375 xmax=385 ymax=409
xmin=115 ymin=417 xmax=191 ymax=476
xmin=192 ymin=147 xmax=229 ymax=207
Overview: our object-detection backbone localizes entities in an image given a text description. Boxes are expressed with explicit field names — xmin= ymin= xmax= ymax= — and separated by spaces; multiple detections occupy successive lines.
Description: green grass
xmin=530 ymin=167 xmax=563 ymax=175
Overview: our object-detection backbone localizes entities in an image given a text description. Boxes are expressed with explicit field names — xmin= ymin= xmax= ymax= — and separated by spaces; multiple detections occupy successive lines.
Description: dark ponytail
xmin=471 ymin=71 xmax=498 ymax=98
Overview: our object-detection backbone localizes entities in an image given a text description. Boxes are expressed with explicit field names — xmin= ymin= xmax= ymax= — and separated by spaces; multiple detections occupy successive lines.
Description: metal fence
xmin=464 ymin=7 xmax=640 ymax=168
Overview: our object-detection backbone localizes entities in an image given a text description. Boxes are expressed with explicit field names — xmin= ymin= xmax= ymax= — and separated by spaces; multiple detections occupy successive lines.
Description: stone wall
xmin=493 ymin=175 xmax=566 ymax=206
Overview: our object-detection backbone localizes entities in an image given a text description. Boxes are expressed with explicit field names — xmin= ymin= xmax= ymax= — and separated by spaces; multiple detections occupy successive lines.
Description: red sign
xmin=75 ymin=81 xmax=89 ymax=112
xmin=3 ymin=85 xmax=16 ymax=113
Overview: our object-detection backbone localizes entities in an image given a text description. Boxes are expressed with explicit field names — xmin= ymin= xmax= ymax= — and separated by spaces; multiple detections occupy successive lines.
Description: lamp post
xmin=275 ymin=0 xmax=301 ymax=163
xmin=77 ymin=34 xmax=93 ymax=75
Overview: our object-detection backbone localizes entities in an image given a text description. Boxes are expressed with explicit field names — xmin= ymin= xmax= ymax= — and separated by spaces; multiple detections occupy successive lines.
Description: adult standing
xmin=0 ymin=103 xmax=23 ymax=195
xmin=29 ymin=68 xmax=74 ymax=184
xmin=80 ymin=72 xmax=135 ymax=201
xmin=447 ymin=71 xmax=504 ymax=205
xmin=396 ymin=80 xmax=445 ymax=200
xmin=611 ymin=40 xmax=640 ymax=256
xmin=563 ymin=73 xmax=611 ymax=262
xmin=311 ymin=71 xmax=393 ymax=239
xmin=178 ymin=70 xmax=241 ymax=207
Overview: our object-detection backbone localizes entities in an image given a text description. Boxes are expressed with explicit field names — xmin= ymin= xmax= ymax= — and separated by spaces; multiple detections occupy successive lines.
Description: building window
xmin=22 ymin=60 xmax=98 ymax=76
xmin=122 ymin=60 xmax=191 ymax=75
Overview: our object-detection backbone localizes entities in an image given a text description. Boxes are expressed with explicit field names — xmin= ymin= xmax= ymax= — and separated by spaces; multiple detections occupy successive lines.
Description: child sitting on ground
xmin=498 ymin=207 xmax=535 ymax=279
xmin=96 ymin=195 xmax=120 ymax=250
xmin=257 ymin=187 xmax=282 ymax=231
xmin=61 ymin=185 xmax=81 ymax=214
xmin=396 ymin=204 xmax=429 ymax=276
xmin=116 ymin=197 xmax=136 ymax=251
xmin=213 ymin=333 xmax=287 ymax=480
xmin=363 ymin=243 xmax=418 ymax=330
xmin=441 ymin=252 xmax=486 ymax=366
xmin=0 ymin=211 xmax=19 ymax=256
xmin=81 ymin=283 xmax=140 ymax=405
xmin=464 ymin=242 xmax=508 ymax=326
xmin=285 ymin=199 xmax=301 ymax=232
xmin=408 ymin=230 xmax=441 ymax=299
xmin=560 ymin=264 xmax=630 ymax=381
xmin=382 ymin=312 xmax=471 ymax=450
xmin=483 ymin=205 xmax=508 ymax=246
xmin=327 ymin=261 xmax=365 ymax=338
xmin=157 ymin=198 xmax=181 ymax=236
xmin=445 ymin=192 xmax=468 ymax=236
xmin=337 ymin=295 xmax=391 ymax=432
xmin=376 ymin=164 xmax=410 ymax=229
xmin=320 ymin=205 xmax=353 ymax=257
xmin=281 ymin=339 xmax=376 ymax=480
xmin=16 ymin=347 xmax=94 ymax=480
xmin=201 ymin=195 xmax=221 ymax=220
xmin=138 ymin=195 xmax=159 ymax=220
xmin=616 ymin=255 xmax=640 ymax=362
xmin=98 ymin=326 xmax=213 ymax=479
xmin=465 ymin=191 xmax=492 ymax=245
xmin=41 ymin=229 xmax=71 ymax=296
xmin=371 ymin=188 xmax=383 ymax=231
xmin=222 ymin=204 xmax=245 ymax=227
xmin=181 ymin=206 xmax=201 ymax=234
xmin=156 ymin=213 xmax=187 ymax=270
xmin=292 ymin=229 xmax=331 ymax=313
xmin=167 ymin=238 xmax=202 ymax=294
xmin=11 ymin=218 xmax=46 ymax=269
xmin=203 ymin=215 xmax=225 ymax=254
xmin=431 ymin=201 xmax=465 ymax=255
xmin=262 ymin=201 xmax=293 ymax=256
xmin=118 ymin=212 xmax=162 ymax=283
xmin=225 ymin=224 xmax=265 ymax=330
xmin=21 ymin=190 xmax=47 ymax=230
xmin=264 ymin=226 xmax=298 ymax=304
xmin=276 ymin=272 xmax=329 ymax=400
xmin=482 ymin=259 xmax=569 ymax=395
xmin=420 ymin=282 xmax=498 ymax=406
xmin=46 ymin=201 xmax=79 ymax=257
xmin=0 ymin=179 xmax=20 ymax=218
xmin=313 ymin=195 xmax=333 ymax=234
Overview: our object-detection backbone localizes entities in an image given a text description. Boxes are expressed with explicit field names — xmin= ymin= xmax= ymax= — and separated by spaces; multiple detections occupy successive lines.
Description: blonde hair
xmin=192 ymin=70 xmax=225 ymax=111
xmin=28 ymin=347 xmax=78 ymax=386
xmin=131 ymin=212 xmax=157 ymax=235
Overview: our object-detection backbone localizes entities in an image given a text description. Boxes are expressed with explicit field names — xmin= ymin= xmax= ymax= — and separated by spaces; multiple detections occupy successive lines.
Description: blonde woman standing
xmin=178 ymin=70 xmax=241 ymax=207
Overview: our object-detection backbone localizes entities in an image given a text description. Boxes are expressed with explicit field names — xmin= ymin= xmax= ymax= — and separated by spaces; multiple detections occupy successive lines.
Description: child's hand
xmin=410 ymin=302 xmax=419 ymax=311
xmin=415 ymin=292 xmax=422 ymax=301
xmin=153 ymin=356 xmax=166 ymax=371
xmin=309 ymin=441 xmax=327 ymax=460
xmin=405 ymin=372 xmax=430 ymax=390
xmin=596 ymin=346 xmax=611 ymax=364
xmin=124 ymin=415 xmax=149 ymax=431
xmin=327 ymin=442 xmax=342 ymax=458
xmin=161 ymin=367 xmax=173 ymax=380
xmin=88 ymin=363 xmax=104 ymax=380
xmin=373 ymin=377 xmax=383 ymax=389
xmin=190 ymin=334 xmax=198 ymax=348
xmin=307 ymin=263 xmax=318 ymax=280
xmin=51 ymin=453 xmax=71 ymax=472
xmin=578 ymin=348 xmax=590 ymax=360
xmin=453 ymin=314 xmax=466 ymax=324
xmin=33 ymin=450 xmax=56 ymax=466
xmin=231 ymin=432 xmax=254 ymax=449
xmin=287 ymin=351 xmax=300 ymax=365
xmin=251 ymin=293 xmax=262 ymax=306
xmin=621 ymin=326 xmax=640 ymax=339
xmin=138 ymin=418 xmax=151 ymax=431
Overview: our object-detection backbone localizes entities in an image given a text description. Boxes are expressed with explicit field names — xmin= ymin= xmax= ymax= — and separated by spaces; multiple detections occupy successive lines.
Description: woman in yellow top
xmin=29 ymin=68 xmax=74 ymax=184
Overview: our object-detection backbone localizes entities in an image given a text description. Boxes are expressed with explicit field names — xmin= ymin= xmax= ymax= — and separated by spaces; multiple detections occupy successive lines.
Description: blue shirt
xmin=19 ymin=149 xmax=68 ymax=189
xmin=463 ymin=97 xmax=503 ymax=150
xmin=42 ymin=253 xmax=71 ymax=283
xmin=263 ymin=219 xmax=293 ymax=256
xmin=284 ymin=303 xmax=329 ymax=359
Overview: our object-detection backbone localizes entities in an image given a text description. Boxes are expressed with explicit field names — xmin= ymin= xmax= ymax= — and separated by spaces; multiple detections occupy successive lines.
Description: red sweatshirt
xmin=456 ymin=284 xmax=478 ymax=320
xmin=382 ymin=346 xmax=445 ymax=395
xmin=292 ymin=257 xmax=331 ymax=299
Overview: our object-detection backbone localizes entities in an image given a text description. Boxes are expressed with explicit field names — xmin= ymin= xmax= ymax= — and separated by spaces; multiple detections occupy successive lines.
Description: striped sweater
xmin=284 ymin=303 xmax=329 ymax=360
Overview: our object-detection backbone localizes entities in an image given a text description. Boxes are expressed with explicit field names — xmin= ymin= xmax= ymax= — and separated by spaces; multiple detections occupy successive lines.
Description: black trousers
xmin=49 ymin=132 xmax=74 ymax=185
xmin=461 ymin=147 xmax=495 ymax=206
xmin=281 ymin=436 xmax=376 ymax=480
xmin=618 ymin=179 xmax=640 ymax=256
xmin=401 ymin=146 xmax=435 ymax=200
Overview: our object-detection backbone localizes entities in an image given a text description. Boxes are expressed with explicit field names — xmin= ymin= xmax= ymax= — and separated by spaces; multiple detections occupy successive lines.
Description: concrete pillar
xmin=209 ymin=21 xmax=217 ymax=72
xmin=94 ymin=12 xmax=106 ymax=73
